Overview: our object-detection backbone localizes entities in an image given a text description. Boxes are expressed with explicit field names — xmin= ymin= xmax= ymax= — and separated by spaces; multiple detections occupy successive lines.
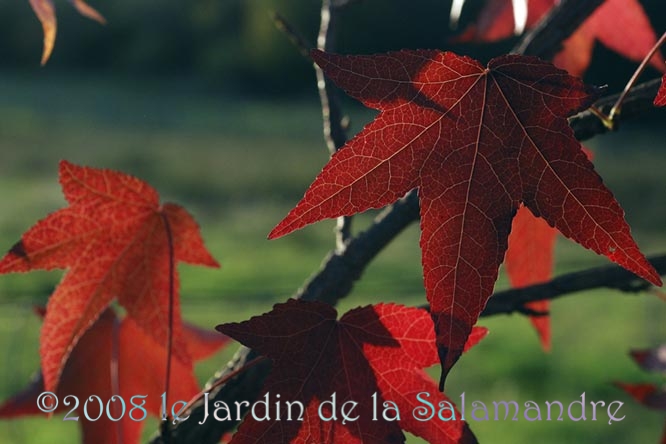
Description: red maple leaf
xmin=28 ymin=0 xmax=106 ymax=65
xmin=217 ymin=300 xmax=486 ymax=443
xmin=656 ymin=75 xmax=666 ymax=106
xmin=0 ymin=307 xmax=228 ymax=443
xmin=456 ymin=0 xmax=665 ymax=77
xmin=269 ymin=50 xmax=662 ymax=387
xmin=504 ymin=205 xmax=556 ymax=350
xmin=0 ymin=160 xmax=219 ymax=394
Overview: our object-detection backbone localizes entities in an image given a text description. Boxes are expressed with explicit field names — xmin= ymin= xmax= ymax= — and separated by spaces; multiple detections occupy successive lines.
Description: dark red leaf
xmin=269 ymin=50 xmax=661 ymax=388
xmin=217 ymin=300 xmax=484 ymax=444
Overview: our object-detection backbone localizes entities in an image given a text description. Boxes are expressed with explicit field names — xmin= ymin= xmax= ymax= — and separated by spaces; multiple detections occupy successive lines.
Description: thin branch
xmin=316 ymin=0 xmax=353 ymax=249
xmin=297 ymin=190 xmax=419 ymax=304
xmin=482 ymin=254 xmax=666 ymax=316
xmin=513 ymin=0 xmax=605 ymax=58
xmin=271 ymin=12 xmax=312 ymax=57
xmin=570 ymin=78 xmax=662 ymax=140
xmin=608 ymin=31 xmax=666 ymax=122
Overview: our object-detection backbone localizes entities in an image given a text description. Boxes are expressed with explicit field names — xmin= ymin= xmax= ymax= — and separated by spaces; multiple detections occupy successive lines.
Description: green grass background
xmin=0 ymin=72 xmax=665 ymax=443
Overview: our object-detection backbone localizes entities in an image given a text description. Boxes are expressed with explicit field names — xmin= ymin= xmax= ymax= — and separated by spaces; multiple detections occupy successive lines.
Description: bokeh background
xmin=0 ymin=0 xmax=665 ymax=442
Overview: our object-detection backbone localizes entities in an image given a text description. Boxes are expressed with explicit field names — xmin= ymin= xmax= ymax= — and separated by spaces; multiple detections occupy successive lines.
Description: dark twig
xmin=482 ymin=255 xmax=666 ymax=317
xmin=271 ymin=12 xmax=312 ymax=57
xmin=570 ymin=78 xmax=662 ymax=140
xmin=608 ymin=31 xmax=666 ymax=123
xmin=513 ymin=0 xmax=605 ymax=58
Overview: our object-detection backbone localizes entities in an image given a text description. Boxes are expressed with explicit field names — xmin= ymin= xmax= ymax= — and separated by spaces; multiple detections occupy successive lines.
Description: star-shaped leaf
xmin=0 ymin=160 xmax=219 ymax=394
xmin=269 ymin=50 xmax=661 ymax=388
xmin=217 ymin=300 xmax=485 ymax=444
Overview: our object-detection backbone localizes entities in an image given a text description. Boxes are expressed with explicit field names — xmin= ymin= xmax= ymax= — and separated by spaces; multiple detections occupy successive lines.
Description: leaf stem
xmin=608 ymin=31 xmax=666 ymax=125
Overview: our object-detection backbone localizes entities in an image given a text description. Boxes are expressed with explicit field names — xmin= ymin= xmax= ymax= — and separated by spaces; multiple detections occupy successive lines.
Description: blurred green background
xmin=0 ymin=0 xmax=665 ymax=443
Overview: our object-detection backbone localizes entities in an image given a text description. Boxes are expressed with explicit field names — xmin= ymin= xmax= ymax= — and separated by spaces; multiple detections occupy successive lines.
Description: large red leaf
xmin=456 ymin=0 xmax=665 ymax=77
xmin=0 ymin=160 xmax=219 ymax=394
xmin=217 ymin=300 xmax=485 ymax=444
xmin=0 ymin=308 xmax=229 ymax=444
xmin=28 ymin=0 xmax=105 ymax=65
xmin=269 ymin=50 xmax=662 ymax=387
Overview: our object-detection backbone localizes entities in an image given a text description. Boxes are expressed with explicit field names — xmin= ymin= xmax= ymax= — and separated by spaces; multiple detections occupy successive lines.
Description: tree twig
xmin=570 ymin=78 xmax=662 ymax=140
xmin=316 ymin=0 xmax=353 ymax=249
xmin=482 ymin=254 xmax=666 ymax=317
xmin=271 ymin=12 xmax=312 ymax=57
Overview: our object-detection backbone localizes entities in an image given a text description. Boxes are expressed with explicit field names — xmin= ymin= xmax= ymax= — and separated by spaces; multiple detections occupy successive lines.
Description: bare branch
xmin=316 ymin=0 xmax=353 ymax=248
xmin=571 ymin=78 xmax=662 ymax=140
xmin=271 ymin=12 xmax=312 ymax=57
xmin=482 ymin=254 xmax=666 ymax=316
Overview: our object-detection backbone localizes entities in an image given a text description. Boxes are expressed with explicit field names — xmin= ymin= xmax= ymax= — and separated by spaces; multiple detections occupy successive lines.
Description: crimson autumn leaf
xmin=0 ymin=160 xmax=219 ymax=394
xmin=269 ymin=49 xmax=662 ymax=388
xmin=29 ymin=0 xmax=106 ymax=65
xmin=217 ymin=300 xmax=485 ymax=444
xmin=455 ymin=0 xmax=665 ymax=77
xmin=504 ymin=205 xmax=556 ymax=350
xmin=0 ymin=308 xmax=228 ymax=444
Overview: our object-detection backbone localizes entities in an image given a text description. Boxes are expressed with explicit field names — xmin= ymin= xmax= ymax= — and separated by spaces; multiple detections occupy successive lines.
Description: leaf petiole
xmin=598 ymin=31 xmax=666 ymax=129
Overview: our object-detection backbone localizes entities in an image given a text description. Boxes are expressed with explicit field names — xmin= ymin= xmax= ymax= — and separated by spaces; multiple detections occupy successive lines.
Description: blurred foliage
xmin=0 ymin=0 xmax=665 ymax=93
